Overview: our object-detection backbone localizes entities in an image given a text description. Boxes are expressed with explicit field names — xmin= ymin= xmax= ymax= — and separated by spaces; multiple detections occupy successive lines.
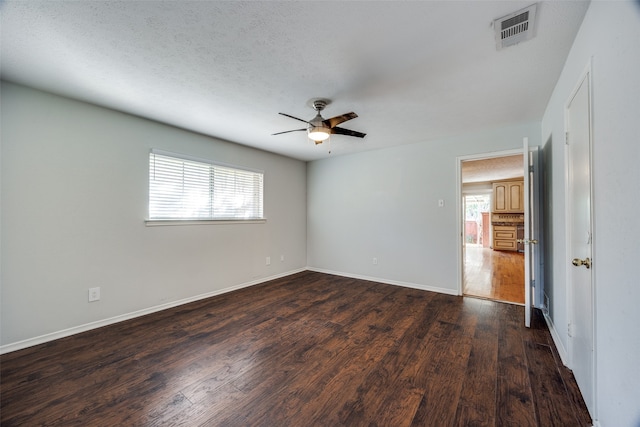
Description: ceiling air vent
xmin=494 ymin=3 xmax=537 ymax=50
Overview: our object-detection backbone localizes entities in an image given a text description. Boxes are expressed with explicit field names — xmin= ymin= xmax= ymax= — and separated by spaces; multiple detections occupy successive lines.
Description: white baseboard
xmin=306 ymin=267 xmax=459 ymax=296
xmin=544 ymin=311 xmax=569 ymax=367
xmin=0 ymin=268 xmax=307 ymax=355
xmin=0 ymin=267 xmax=468 ymax=354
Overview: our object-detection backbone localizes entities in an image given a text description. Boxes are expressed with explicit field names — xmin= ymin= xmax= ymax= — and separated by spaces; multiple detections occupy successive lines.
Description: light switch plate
xmin=88 ymin=287 xmax=101 ymax=302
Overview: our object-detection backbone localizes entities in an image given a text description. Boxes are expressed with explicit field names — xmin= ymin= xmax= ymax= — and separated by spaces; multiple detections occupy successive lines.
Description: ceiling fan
xmin=273 ymin=98 xmax=366 ymax=145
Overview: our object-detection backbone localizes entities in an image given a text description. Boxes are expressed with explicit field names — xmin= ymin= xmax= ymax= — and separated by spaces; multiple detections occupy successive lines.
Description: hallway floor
xmin=463 ymin=246 xmax=525 ymax=304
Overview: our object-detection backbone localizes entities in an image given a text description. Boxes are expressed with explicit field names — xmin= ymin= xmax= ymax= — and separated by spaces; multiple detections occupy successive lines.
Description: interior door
xmin=522 ymin=138 xmax=540 ymax=327
xmin=567 ymin=71 xmax=595 ymax=417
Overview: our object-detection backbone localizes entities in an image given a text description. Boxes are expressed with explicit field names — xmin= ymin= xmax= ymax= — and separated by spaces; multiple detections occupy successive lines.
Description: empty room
xmin=1 ymin=1 xmax=639 ymax=426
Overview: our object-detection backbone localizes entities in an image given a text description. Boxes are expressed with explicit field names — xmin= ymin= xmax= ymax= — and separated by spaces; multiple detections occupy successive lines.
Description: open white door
xmin=522 ymin=137 xmax=541 ymax=327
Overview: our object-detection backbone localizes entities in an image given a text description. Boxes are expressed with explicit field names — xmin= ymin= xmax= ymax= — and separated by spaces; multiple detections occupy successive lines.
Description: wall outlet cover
xmin=88 ymin=287 xmax=101 ymax=302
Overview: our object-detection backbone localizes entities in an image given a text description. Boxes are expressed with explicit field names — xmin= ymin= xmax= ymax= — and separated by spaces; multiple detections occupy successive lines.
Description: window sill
xmin=145 ymin=219 xmax=266 ymax=227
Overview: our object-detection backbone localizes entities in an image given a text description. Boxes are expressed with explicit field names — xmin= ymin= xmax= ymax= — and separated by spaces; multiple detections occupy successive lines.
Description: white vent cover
xmin=494 ymin=3 xmax=537 ymax=50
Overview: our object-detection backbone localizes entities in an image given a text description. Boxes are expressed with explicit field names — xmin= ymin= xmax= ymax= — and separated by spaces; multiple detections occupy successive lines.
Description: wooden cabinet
xmin=492 ymin=180 xmax=524 ymax=213
xmin=493 ymin=225 xmax=517 ymax=251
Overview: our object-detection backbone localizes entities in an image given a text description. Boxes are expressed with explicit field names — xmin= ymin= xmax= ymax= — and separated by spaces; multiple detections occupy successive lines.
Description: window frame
xmin=145 ymin=149 xmax=265 ymax=226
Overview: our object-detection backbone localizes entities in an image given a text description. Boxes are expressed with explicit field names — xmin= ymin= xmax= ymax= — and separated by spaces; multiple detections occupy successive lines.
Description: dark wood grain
xmin=529 ymin=309 xmax=593 ymax=427
xmin=496 ymin=303 xmax=538 ymax=426
xmin=0 ymin=271 xmax=591 ymax=426
xmin=525 ymin=341 xmax=582 ymax=426
xmin=452 ymin=299 xmax=499 ymax=426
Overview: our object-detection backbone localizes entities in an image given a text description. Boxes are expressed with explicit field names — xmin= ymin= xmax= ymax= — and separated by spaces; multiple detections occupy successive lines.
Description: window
xmin=149 ymin=150 xmax=263 ymax=221
xmin=464 ymin=194 xmax=490 ymax=245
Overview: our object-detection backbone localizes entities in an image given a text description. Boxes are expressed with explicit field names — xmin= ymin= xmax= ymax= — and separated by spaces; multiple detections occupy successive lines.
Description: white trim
xmin=587 ymin=59 xmax=598 ymax=426
xmin=0 ymin=264 xmax=557 ymax=355
xmin=307 ymin=267 xmax=459 ymax=296
xmin=145 ymin=219 xmax=266 ymax=226
xmin=1 ymin=267 xmax=461 ymax=355
xmin=0 ymin=268 xmax=306 ymax=355
xmin=544 ymin=311 xmax=569 ymax=366
xmin=563 ymin=78 xmax=573 ymax=368
xmin=456 ymin=158 xmax=463 ymax=296
xmin=456 ymin=148 xmax=525 ymax=162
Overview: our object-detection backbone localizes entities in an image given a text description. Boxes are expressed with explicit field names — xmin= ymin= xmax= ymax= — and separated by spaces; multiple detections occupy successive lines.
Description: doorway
xmin=460 ymin=153 xmax=525 ymax=305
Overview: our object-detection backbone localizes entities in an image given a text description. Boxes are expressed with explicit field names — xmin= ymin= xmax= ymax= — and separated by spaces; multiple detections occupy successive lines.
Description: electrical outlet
xmin=280 ymin=255 xmax=285 ymax=262
xmin=373 ymin=257 xmax=378 ymax=265
xmin=88 ymin=287 xmax=101 ymax=302
xmin=266 ymin=256 xmax=271 ymax=266
xmin=438 ymin=199 xmax=445 ymax=207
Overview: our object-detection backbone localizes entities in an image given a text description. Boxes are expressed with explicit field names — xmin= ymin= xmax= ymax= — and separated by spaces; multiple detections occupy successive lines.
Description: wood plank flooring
xmin=463 ymin=246 xmax=525 ymax=304
xmin=0 ymin=271 xmax=591 ymax=426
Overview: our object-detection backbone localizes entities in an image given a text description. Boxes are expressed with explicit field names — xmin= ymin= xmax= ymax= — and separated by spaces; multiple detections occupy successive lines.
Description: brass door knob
xmin=572 ymin=257 xmax=591 ymax=269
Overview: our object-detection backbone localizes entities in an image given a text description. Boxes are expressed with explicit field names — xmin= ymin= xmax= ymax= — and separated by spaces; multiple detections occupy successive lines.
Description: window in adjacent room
xmin=148 ymin=149 xmax=264 ymax=221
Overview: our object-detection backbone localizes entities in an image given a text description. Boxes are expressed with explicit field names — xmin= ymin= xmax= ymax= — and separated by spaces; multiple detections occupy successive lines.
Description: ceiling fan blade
xmin=279 ymin=112 xmax=311 ymax=125
xmin=272 ymin=128 xmax=307 ymax=136
xmin=331 ymin=127 xmax=366 ymax=138
xmin=323 ymin=112 xmax=358 ymax=128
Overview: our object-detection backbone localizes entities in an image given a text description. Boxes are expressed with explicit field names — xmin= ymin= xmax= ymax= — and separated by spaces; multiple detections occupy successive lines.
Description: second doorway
xmin=461 ymin=154 xmax=525 ymax=305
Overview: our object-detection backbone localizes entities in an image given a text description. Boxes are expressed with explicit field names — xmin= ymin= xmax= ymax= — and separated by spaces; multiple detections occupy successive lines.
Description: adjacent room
xmin=2 ymin=1 xmax=639 ymax=426
xmin=461 ymin=154 xmax=526 ymax=305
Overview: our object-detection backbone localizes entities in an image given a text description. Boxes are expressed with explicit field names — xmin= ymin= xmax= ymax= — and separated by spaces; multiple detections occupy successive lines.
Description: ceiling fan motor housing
xmin=311 ymin=98 xmax=329 ymax=112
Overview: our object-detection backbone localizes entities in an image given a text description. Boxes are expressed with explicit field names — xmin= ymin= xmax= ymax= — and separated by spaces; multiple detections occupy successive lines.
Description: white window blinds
xmin=149 ymin=150 xmax=264 ymax=220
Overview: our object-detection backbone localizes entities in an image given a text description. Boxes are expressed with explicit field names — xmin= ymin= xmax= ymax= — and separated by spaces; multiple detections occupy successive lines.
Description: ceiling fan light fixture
xmin=274 ymin=98 xmax=364 ymax=148
xmin=308 ymin=126 xmax=330 ymax=142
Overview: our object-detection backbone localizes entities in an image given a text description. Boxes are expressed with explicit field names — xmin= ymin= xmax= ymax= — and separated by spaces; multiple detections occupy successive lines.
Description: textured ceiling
xmin=0 ymin=1 xmax=589 ymax=161
xmin=462 ymin=155 xmax=524 ymax=183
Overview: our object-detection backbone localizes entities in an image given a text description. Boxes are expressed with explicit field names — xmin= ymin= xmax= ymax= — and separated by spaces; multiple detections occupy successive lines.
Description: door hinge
xmin=568 ymin=322 xmax=574 ymax=338
xmin=565 ymin=131 xmax=569 ymax=145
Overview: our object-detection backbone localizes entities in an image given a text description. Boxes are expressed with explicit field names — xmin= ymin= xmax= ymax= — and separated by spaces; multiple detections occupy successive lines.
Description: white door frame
xmin=564 ymin=60 xmax=597 ymax=420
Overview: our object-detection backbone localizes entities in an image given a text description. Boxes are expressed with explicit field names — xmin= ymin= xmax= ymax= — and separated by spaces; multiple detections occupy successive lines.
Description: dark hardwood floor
xmin=1 ymin=271 xmax=591 ymax=426
xmin=463 ymin=246 xmax=525 ymax=304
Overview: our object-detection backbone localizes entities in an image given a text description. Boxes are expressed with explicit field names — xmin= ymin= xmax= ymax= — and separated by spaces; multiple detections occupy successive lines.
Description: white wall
xmin=462 ymin=181 xmax=493 ymax=194
xmin=541 ymin=1 xmax=640 ymax=425
xmin=307 ymin=122 xmax=540 ymax=292
xmin=0 ymin=82 xmax=307 ymax=350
